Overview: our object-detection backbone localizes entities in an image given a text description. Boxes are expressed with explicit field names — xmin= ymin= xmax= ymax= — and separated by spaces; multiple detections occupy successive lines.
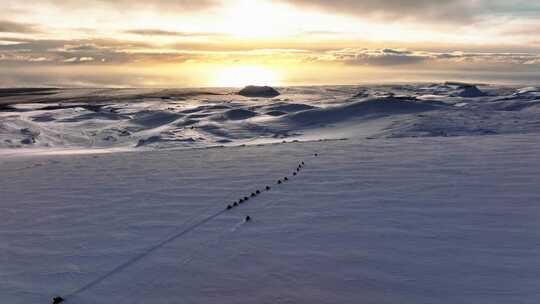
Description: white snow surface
xmin=1 ymin=83 xmax=540 ymax=303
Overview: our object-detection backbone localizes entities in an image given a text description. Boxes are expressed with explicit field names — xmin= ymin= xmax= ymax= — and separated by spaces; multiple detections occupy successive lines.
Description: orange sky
xmin=1 ymin=0 xmax=540 ymax=87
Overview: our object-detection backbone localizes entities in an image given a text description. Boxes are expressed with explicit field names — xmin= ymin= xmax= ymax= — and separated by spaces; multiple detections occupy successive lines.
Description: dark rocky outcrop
xmin=457 ymin=85 xmax=486 ymax=98
xmin=238 ymin=86 xmax=280 ymax=98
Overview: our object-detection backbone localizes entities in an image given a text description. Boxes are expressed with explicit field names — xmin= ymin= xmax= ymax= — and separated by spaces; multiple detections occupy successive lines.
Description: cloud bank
xmin=281 ymin=0 xmax=540 ymax=24
xmin=0 ymin=20 xmax=39 ymax=33
xmin=1 ymin=0 xmax=540 ymax=87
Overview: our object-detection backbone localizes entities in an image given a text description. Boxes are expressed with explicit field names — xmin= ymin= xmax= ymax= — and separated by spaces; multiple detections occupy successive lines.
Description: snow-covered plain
xmin=1 ymin=83 xmax=540 ymax=303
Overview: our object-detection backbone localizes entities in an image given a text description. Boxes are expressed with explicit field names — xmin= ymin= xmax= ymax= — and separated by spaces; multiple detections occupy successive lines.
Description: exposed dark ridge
xmin=0 ymin=89 xmax=226 ymax=106
xmin=0 ymin=88 xmax=59 ymax=98
xmin=0 ymin=104 xmax=19 ymax=112
xmin=238 ymin=86 xmax=280 ymax=98
xmin=38 ymin=104 xmax=109 ymax=112
xmin=141 ymin=90 xmax=225 ymax=99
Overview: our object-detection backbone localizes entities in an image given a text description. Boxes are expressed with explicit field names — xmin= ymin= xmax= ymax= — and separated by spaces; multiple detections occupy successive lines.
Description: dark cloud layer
xmin=281 ymin=0 xmax=540 ymax=24
xmin=0 ymin=20 xmax=39 ymax=33
xmin=325 ymin=48 xmax=430 ymax=66
xmin=47 ymin=0 xmax=218 ymax=10
xmin=0 ymin=38 xmax=197 ymax=65
xmin=320 ymin=48 xmax=540 ymax=67
xmin=125 ymin=29 xmax=224 ymax=37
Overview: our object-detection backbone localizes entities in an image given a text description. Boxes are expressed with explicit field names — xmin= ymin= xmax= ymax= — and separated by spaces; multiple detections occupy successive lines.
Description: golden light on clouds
xmin=1 ymin=0 xmax=540 ymax=87
xmin=210 ymin=65 xmax=282 ymax=87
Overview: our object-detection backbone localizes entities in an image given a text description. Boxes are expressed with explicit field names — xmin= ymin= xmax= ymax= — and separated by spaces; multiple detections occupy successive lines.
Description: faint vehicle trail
xmin=67 ymin=209 xmax=227 ymax=298
xmin=61 ymin=156 xmax=316 ymax=302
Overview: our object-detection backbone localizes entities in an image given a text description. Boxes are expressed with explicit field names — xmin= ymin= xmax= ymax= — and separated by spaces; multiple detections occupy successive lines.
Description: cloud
xmin=499 ymin=24 xmax=540 ymax=38
xmin=319 ymin=48 xmax=432 ymax=66
xmin=124 ymin=29 xmax=224 ymax=37
xmin=313 ymin=48 xmax=540 ymax=68
xmin=1 ymin=37 xmax=539 ymax=69
xmin=0 ymin=36 xmax=227 ymax=67
xmin=45 ymin=0 xmax=218 ymax=11
xmin=2 ymin=44 xmax=540 ymax=87
xmin=280 ymin=0 xmax=540 ymax=24
xmin=0 ymin=20 xmax=39 ymax=33
xmin=0 ymin=38 xmax=155 ymax=65
xmin=281 ymin=0 xmax=477 ymax=23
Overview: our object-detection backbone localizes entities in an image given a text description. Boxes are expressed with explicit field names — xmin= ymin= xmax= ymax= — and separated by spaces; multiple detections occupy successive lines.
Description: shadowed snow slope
xmin=214 ymin=109 xmax=258 ymax=121
xmin=285 ymin=97 xmax=443 ymax=125
xmin=266 ymin=103 xmax=316 ymax=113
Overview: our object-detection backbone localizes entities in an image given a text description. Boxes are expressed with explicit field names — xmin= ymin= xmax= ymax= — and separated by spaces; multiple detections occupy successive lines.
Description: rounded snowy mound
xmin=238 ymin=86 xmax=280 ymax=98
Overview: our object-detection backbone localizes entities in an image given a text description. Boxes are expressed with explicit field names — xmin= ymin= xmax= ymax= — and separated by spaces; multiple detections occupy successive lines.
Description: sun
xmin=220 ymin=0 xmax=289 ymax=38
xmin=210 ymin=66 xmax=281 ymax=88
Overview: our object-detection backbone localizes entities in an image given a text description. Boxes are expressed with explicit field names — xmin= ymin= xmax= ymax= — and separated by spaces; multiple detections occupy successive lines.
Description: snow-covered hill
xmin=1 ymin=83 xmax=540 ymax=152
